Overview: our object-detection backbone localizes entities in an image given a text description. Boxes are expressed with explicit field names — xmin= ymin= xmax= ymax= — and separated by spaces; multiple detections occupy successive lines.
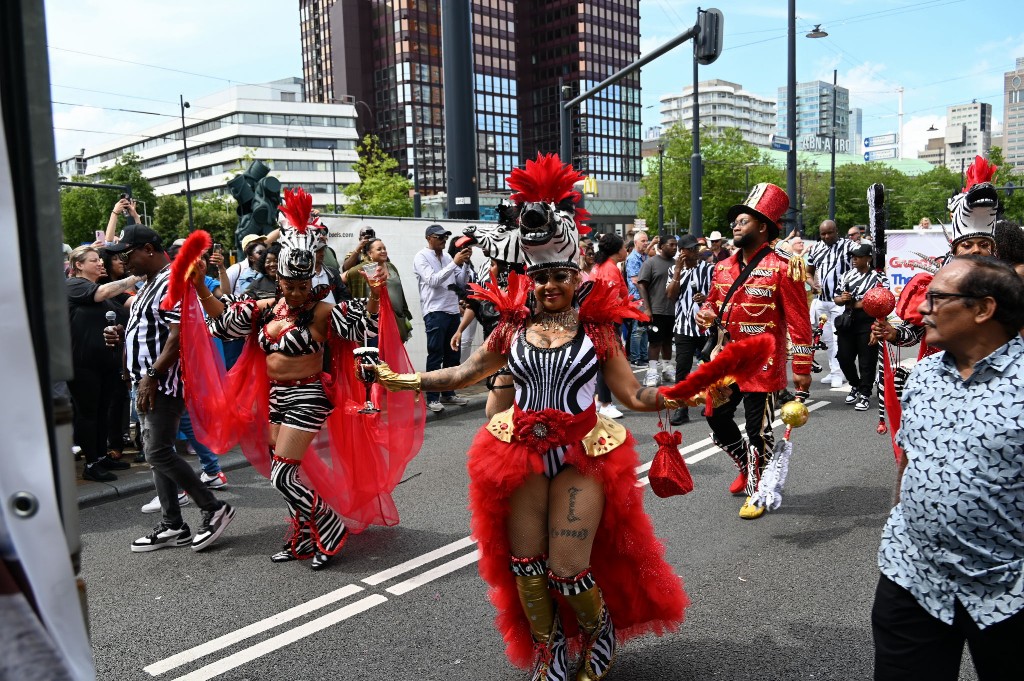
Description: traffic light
xmin=695 ymin=8 xmax=724 ymax=66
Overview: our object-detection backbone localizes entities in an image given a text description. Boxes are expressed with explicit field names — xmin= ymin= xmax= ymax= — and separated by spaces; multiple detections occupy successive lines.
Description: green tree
xmin=342 ymin=134 xmax=414 ymax=217
xmin=60 ymin=153 xmax=157 ymax=245
xmin=152 ymin=195 xmax=187 ymax=243
xmin=192 ymin=196 xmax=239 ymax=248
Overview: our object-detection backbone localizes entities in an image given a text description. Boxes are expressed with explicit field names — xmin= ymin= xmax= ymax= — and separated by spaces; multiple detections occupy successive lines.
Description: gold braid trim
xmin=789 ymin=255 xmax=808 ymax=282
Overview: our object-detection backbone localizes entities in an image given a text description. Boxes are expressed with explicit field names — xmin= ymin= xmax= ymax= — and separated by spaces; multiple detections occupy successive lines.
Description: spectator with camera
xmin=245 ymin=242 xmax=282 ymax=300
xmin=341 ymin=226 xmax=377 ymax=298
xmin=103 ymin=196 xmax=140 ymax=244
xmin=414 ymin=224 xmax=472 ymax=412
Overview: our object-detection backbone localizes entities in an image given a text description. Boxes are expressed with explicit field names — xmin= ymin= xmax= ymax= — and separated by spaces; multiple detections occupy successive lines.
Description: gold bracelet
xmin=375 ymin=361 xmax=422 ymax=393
xmin=662 ymin=396 xmax=681 ymax=410
xmin=199 ymin=292 xmax=214 ymax=301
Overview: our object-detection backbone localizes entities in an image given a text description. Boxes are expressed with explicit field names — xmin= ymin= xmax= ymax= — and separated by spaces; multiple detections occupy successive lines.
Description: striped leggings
xmin=270 ymin=455 xmax=347 ymax=558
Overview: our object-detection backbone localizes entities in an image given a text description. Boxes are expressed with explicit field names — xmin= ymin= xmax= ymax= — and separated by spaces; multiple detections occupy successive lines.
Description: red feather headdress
xmin=963 ymin=155 xmax=998 ymax=192
xmin=506 ymin=152 xmax=591 ymax=233
xmin=658 ymin=335 xmax=775 ymax=407
xmin=279 ymin=187 xmax=313 ymax=233
xmin=161 ymin=230 xmax=212 ymax=310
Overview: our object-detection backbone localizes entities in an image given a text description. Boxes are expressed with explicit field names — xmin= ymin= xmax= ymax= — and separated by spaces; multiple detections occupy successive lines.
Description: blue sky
xmin=47 ymin=0 xmax=1024 ymax=162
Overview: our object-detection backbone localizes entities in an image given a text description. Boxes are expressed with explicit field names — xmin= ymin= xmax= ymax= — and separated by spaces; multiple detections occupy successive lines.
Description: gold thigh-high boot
xmin=512 ymin=556 xmax=568 ymax=681
xmin=550 ymin=568 xmax=616 ymax=681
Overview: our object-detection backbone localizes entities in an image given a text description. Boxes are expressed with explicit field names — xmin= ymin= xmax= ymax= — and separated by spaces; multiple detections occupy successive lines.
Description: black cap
xmin=678 ymin=234 xmax=700 ymax=250
xmin=851 ymin=243 xmax=873 ymax=258
xmin=425 ymin=224 xmax=451 ymax=238
xmin=105 ymin=224 xmax=162 ymax=253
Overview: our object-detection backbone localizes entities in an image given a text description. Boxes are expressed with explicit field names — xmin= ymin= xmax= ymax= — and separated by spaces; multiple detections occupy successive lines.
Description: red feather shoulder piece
xmin=279 ymin=187 xmax=313 ymax=233
xmin=578 ymin=279 xmax=646 ymax=361
xmin=895 ymin=272 xmax=932 ymax=326
xmin=964 ymin=155 xmax=997 ymax=191
xmin=469 ymin=271 xmax=532 ymax=354
xmin=161 ymin=230 xmax=212 ymax=311
xmin=659 ymin=335 xmax=775 ymax=404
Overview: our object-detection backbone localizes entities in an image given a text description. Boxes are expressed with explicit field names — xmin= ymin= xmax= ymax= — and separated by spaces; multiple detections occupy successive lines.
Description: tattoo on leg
xmin=567 ymin=486 xmax=581 ymax=522
xmin=550 ymin=527 xmax=590 ymax=541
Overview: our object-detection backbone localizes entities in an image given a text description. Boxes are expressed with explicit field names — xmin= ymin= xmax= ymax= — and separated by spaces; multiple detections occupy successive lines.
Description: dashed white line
xmin=385 ymin=549 xmax=481 ymax=595
xmin=363 ymin=535 xmax=477 ymax=586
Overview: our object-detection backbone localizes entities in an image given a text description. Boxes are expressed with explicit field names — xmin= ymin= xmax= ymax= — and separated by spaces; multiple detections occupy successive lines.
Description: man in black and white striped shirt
xmin=806 ymin=219 xmax=855 ymax=387
xmin=107 ymin=225 xmax=235 ymax=554
xmin=665 ymin=234 xmax=712 ymax=425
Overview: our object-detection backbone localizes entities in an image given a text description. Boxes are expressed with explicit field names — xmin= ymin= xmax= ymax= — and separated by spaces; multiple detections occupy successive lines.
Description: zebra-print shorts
xmin=269 ymin=381 xmax=334 ymax=432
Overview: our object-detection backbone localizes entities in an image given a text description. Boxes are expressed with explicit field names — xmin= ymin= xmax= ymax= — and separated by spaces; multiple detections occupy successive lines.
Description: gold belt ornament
xmin=486 ymin=408 xmax=626 ymax=457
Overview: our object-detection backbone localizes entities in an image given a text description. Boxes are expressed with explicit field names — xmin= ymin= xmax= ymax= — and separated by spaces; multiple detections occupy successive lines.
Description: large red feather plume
xmin=506 ymin=152 xmax=590 ymax=233
xmin=161 ymin=230 xmax=212 ymax=310
xmin=469 ymin=271 xmax=532 ymax=355
xmin=578 ymin=279 xmax=646 ymax=360
xmin=279 ymin=187 xmax=313 ymax=234
xmin=658 ymin=335 xmax=775 ymax=404
xmin=964 ymin=155 xmax=998 ymax=191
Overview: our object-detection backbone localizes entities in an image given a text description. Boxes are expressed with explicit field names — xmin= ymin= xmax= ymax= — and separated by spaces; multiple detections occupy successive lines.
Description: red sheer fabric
xmin=177 ymin=282 xmax=423 ymax=531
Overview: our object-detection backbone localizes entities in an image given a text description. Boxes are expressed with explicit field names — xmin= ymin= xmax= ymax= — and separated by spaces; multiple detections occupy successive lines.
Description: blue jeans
xmin=629 ymin=320 xmax=649 ymax=364
xmin=222 ymin=338 xmax=245 ymax=370
xmin=178 ymin=409 xmax=221 ymax=476
xmin=423 ymin=311 xmax=460 ymax=402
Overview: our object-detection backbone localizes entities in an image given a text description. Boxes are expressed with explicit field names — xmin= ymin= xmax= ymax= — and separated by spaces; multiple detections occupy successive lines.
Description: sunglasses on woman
xmin=531 ymin=270 xmax=574 ymax=285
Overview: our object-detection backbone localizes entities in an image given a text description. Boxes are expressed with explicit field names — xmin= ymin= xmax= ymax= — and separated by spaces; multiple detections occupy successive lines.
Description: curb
xmin=77 ymin=391 xmax=489 ymax=509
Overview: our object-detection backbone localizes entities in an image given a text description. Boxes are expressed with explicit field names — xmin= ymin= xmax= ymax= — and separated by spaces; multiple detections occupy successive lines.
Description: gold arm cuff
xmin=375 ymin=361 xmax=422 ymax=392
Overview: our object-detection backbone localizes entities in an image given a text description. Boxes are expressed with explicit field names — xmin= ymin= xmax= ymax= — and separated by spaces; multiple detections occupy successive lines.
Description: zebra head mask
xmin=947 ymin=155 xmax=999 ymax=250
xmin=503 ymin=152 xmax=591 ymax=274
xmin=276 ymin=187 xmax=318 ymax=280
xmin=460 ymin=199 xmax=525 ymax=267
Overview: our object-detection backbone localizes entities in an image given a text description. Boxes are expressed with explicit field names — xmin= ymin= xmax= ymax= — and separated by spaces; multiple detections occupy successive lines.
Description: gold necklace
xmin=535 ymin=309 xmax=578 ymax=333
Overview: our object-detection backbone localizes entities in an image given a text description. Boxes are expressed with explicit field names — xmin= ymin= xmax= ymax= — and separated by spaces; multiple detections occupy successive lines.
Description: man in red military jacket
xmin=696 ymin=183 xmax=812 ymax=519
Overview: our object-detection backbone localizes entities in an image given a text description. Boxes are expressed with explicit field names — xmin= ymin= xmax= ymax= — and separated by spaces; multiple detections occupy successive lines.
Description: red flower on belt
xmin=514 ymin=408 xmax=567 ymax=452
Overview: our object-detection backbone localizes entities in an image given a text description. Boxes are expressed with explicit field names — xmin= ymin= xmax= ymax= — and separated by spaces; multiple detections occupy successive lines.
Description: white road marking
xmin=385 ymin=549 xmax=482 ymax=595
xmin=168 ymin=595 xmax=388 ymax=681
xmin=144 ymin=584 xmax=366 ymax=676
xmin=362 ymin=535 xmax=477 ymax=586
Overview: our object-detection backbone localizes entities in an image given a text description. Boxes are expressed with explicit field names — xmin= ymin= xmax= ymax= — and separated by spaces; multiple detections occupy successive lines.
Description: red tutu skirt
xmin=466 ymin=426 xmax=689 ymax=668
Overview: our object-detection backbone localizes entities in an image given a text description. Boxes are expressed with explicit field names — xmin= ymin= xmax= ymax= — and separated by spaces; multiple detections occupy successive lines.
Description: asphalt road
xmin=78 ymin=385 xmax=980 ymax=681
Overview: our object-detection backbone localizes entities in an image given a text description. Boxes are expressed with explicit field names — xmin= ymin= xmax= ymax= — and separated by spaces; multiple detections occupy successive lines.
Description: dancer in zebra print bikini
xmin=188 ymin=188 xmax=419 ymax=571
xmin=372 ymin=154 xmax=688 ymax=681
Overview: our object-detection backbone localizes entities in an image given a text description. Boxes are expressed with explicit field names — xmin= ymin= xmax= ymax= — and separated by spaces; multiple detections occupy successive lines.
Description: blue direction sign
xmin=770 ymin=135 xmax=793 ymax=152
xmin=864 ymin=133 xmax=898 ymax=148
xmin=864 ymin=148 xmax=897 ymax=161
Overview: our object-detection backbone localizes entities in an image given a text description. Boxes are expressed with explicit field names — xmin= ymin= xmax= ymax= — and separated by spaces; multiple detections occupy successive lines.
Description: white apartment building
xmin=944 ymin=100 xmax=992 ymax=173
xmin=57 ymin=78 xmax=360 ymax=208
xmin=659 ymin=80 xmax=776 ymax=148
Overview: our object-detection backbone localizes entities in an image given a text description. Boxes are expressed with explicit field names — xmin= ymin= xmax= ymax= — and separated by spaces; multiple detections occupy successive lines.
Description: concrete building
xmin=56 ymin=78 xmax=360 ymax=208
xmin=776 ymin=80 xmax=859 ymax=155
xmin=917 ymin=135 xmax=946 ymax=167
xmin=299 ymin=0 xmax=643 ymax=194
xmin=658 ymin=79 xmax=776 ymax=148
xmin=944 ymin=100 xmax=992 ymax=174
xmin=1003 ymin=57 xmax=1024 ymax=174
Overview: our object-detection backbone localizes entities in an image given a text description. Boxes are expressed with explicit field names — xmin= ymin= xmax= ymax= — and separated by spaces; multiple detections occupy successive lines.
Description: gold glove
xmin=374 ymin=361 xmax=422 ymax=393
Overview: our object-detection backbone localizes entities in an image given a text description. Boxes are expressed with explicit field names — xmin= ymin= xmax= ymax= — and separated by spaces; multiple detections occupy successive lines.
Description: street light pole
xmin=828 ymin=69 xmax=837 ymax=222
xmin=328 ymin=145 xmax=338 ymax=210
xmin=658 ymin=144 xmax=665 ymax=236
xmin=179 ymin=95 xmax=194 ymax=232
xmin=690 ymin=30 xmax=702 ymax=238
xmin=785 ymin=0 xmax=798 ymax=234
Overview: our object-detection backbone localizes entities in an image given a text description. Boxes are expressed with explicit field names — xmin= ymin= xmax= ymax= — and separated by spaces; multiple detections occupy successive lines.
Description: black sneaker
xmin=845 ymin=388 xmax=860 ymax=405
xmin=131 ymin=522 xmax=192 ymax=552
xmin=669 ymin=408 xmax=689 ymax=426
xmin=855 ymin=395 xmax=870 ymax=411
xmin=83 ymin=463 xmax=117 ymax=482
xmin=191 ymin=502 xmax=235 ymax=552
xmin=95 ymin=455 xmax=131 ymax=470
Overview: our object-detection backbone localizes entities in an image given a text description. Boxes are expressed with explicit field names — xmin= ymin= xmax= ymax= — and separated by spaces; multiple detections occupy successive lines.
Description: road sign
xmin=864 ymin=133 xmax=898 ymax=148
xmin=770 ymin=135 xmax=793 ymax=152
xmin=864 ymin=148 xmax=897 ymax=161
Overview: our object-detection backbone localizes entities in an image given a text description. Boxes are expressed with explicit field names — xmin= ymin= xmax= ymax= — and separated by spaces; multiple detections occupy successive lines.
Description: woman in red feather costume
xmin=372 ymin=154 xmax=688 ymax=681
xmin=180 ymin=188 xmax=423 ymax=571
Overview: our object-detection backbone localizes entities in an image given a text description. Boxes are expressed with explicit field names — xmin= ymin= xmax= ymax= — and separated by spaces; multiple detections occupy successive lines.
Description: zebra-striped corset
xmin=508 ymin=329 xmax=597 ymax=414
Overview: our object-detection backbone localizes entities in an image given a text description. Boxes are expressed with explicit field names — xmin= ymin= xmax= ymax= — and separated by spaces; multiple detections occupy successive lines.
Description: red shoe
xmin=729 ymin=472 xmax=748 ymax=495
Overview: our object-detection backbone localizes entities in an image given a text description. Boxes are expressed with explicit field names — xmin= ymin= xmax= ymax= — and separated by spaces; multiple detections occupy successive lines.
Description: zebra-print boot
xmin=550 ymin=569 xmax=615 ymax=681
xmin=270 ymin=455 xmax=348 ymax=569
xmin=513 ymin=556 xmax=569 ymax=681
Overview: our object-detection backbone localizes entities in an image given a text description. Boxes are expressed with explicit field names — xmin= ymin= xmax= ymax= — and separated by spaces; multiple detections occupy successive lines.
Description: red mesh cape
xmin=467 ymin=429 xmax=688 ymax=668
xmin=176 ymin=283 xmax=424 ymax=531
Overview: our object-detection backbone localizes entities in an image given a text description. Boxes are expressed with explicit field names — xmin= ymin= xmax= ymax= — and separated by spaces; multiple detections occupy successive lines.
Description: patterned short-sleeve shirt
xmin=878 ymin=333 xmax=1024 ymax=629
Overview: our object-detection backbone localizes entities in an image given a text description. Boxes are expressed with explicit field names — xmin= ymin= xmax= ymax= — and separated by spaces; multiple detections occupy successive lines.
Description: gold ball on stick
xmin=780 ymin=400 xmax=809 ymax=428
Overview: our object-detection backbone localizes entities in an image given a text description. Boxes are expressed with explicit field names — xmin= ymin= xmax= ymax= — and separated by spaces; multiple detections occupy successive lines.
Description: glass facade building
xmin=300 ymin=0 xmax=642 ymax=194
xmin=776 ymin=80 xmax=857 ymax=155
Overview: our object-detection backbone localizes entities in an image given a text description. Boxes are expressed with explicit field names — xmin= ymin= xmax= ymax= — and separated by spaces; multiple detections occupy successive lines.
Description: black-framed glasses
xmin=923 ymin=291 xmax=975 ymax=313
xmin=531 ymin=270 xmax=574 ymax=285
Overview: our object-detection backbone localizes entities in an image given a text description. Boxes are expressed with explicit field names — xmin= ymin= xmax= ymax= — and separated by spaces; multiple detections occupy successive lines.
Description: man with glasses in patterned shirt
xmin=873 ymin=255 xmax=1024 ymax=680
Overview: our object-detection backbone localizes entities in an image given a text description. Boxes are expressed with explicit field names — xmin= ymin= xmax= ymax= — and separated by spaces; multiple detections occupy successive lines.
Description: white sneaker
xmin=830 ymin=376 xmax=845 ymax=388
xmin=662 ymin=368 xmax=676 ymax=383
xmin=141 ymin=492 xmax=188 ymax=514
xmin=644 ymin=371 xmax=659 ymax=387
xmin=426 ymin=401 xmax=445 ymax=413
xmin=820 ymin=373 xmax=836 ymax=384
xmin=440 ymin=395 xmax=469 ymax=406
xmin=598 ymin=404 xmax=624 ymax=419
xmin=200 ymin=471 xmax=228 ymax=489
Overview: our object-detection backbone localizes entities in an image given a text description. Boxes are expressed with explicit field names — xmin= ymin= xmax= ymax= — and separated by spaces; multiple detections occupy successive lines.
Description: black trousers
xmin=68 ymin=364 xmax=120 ymax=465
xmin=706 ymin=387 xmax=776 ymax=457
xmin=107 ymin=379 xmax=130 ymax=450
xmin=671 ymin=333 xmax=703 ymax=416
xmin=872 ymin=574 xmax=1024 ymax=681
xmin=837 ymin=319 xmax=877 ymax=395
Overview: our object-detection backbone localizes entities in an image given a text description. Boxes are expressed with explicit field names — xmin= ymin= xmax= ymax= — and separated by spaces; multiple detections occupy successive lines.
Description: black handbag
xmin=834 ymin=308 xmax=855 ymax=332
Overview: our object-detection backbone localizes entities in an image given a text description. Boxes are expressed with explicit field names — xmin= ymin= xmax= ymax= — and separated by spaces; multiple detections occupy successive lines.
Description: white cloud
xmin=902 ymin=115 xmax=945 ymax=160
